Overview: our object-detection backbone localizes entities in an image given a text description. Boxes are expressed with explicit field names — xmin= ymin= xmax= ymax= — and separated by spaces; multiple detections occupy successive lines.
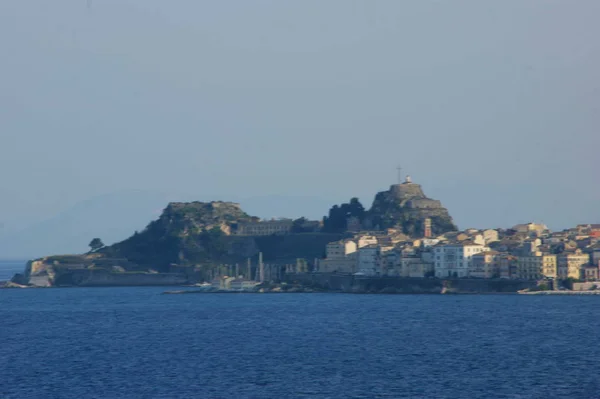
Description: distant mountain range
xmin=0 ymin=190 xmax=335 ymax=259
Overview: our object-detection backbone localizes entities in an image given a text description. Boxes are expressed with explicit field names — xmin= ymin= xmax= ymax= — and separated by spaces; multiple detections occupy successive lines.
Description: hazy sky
xmin=1 ymin=0 xmax=599 ymax=236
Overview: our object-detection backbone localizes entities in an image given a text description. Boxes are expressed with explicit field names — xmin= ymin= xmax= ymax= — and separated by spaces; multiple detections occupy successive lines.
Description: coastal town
xmin=201 ymin=220 xmax=600 ymax=294
xmin=5 ymin=175 xmax=600 ymax=294
xmin=315 ymin=221 xmax=600 ymax=288
xmin=205 ymin=176 xmax=600 ymax=293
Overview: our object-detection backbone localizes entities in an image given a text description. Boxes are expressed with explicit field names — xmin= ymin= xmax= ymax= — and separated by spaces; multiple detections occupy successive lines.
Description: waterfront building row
xmin=318 ymin=235 xmax=599 ymax=281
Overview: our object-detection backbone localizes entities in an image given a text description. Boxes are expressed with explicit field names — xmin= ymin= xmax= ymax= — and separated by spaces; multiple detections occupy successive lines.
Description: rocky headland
xmin=5 ymin=200 xmax=346 ymax=287
xmin=5 ymin=179 xmax=463 ymax=289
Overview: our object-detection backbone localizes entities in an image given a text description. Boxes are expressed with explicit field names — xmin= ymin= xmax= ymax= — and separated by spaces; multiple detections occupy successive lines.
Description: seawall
xmin=283 ymin=273 xmax=536 ymax=294
xmin=53 ymin=269 xmax=187 ymax=287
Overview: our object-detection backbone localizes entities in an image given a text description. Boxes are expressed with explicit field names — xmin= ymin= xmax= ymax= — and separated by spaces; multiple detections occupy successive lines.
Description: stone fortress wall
xmin=406 ymin=198 xmax=443 ymax=209
xmin=388 ymin=179 xmax=444 ymax=210
xmin=389 ymin=183 xmax=426 ymax=201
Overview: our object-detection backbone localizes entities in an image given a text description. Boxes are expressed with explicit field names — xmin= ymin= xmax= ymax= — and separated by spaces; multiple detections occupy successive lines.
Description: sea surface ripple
xmin=1 ymin=288 xmax=600 ymax=398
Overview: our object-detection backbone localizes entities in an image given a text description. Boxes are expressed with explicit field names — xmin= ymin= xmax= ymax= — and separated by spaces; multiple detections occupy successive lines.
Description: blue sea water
xmin=0 ymin=260 xmax=26 ymax=281
xmin=1 ymin=289 xmax=600 ymax=399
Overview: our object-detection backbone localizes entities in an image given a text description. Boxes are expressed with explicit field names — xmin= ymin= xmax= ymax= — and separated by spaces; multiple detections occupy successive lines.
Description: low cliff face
xmin=366 ymin=182 xmax=457 ymax=236
xmin=26 ymin=259 xmax=51 ymax=276
xmin=14 ymin=257 xmax=190 ymax=287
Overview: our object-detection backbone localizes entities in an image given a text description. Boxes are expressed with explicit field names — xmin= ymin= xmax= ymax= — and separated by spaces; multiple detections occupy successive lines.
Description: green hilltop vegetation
xmin=322 ymin=198 xmax=366 ymax=232
xmin=100 ymin=201 xmax=255 ymax=270
xmin=97 ymin=201 xmax=346 ymax=271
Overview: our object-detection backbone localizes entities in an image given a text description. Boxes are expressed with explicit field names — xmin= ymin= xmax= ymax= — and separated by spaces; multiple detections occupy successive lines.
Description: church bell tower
xmin=423 ymin=218 xmax=432 ymax=238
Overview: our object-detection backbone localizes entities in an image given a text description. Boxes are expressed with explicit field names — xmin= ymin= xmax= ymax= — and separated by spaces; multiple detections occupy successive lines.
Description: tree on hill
xmin=88 ymin=238 xmax=105 ymax=252
xmin=291 ymin=217 xmax=310 ymax=233
xmin=197 ymin=227 xmax=227 ymax=259
xmin=322 ymin=198 xmax=366 ymax=232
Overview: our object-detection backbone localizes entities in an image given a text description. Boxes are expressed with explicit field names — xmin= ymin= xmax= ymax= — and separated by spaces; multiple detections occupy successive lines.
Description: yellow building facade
xmin=517 ymin=254 xmax=557 ymax=280
xmin=558 ymin=250 xmax=590 ymax=279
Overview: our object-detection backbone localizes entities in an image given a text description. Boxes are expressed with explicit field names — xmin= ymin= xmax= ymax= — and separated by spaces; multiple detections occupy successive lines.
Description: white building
xmin=211 ymin=276 xmax=236 ymax=290
xmin=326 ymin=240 xmax=357 ymax=258
xmin=482 ymin=229 xmax=499 ymax=244
xmin=421 ymin=238 xmax=440 ymax=248
xmin=512 ymin=222 xmax=548 ymax=236
xmin=229 ymin=279 xmax=261 ymax=291
xmin=558 ymin=249 xmax=590 ymax=280
xmin=400 ymin=256 xmax=421 ymax=277
xmin=357 ymin=245 xmax=381 ymax=275
xmin=591 ymin=245 xmax=600 ymax=266
xmin=319 ymin=239 xmax=357 ymax=273
xmin=471 ymin=234 xmax=486 ymax=246
xmin=434 ymin=241 xmax=489 ymax=278
xmin=521 ymin=239 xmax=542 ymax=255
xmin=357 ymin=235 xmax=378 ymax=248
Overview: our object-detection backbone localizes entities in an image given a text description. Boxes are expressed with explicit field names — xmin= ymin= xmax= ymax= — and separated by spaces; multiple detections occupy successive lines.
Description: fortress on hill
xmin=388 ymin=175 xmax=444 ymax=210
xmin=364 ymin=174 xmax=457 ymax=236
